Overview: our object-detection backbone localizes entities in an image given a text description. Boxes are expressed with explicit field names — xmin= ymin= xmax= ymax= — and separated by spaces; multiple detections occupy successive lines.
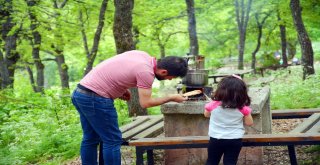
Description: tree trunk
xmin=1 ymin=0 xmax=20 ymax=89
xmin=127 ymin=88 xmax=147 ymax=116
xmin=238 ymin=32 xmax=245 ymax=69
xmin=185 ymin=0 xmax=199 ymax=56
xmin=0 ymin=49 xmax=10 ymax=89
xmin=47 ymin=1 xmax=71 ymax=90
xmin=55 ymin=54 xmax=70 ymax=92
xmin=83 ymin=0 xmax=108 ymax=76
xmin=27 ymin=0 xmax=44 ymax=93
xmin=113 ymin=0 xmax=147 ymax=116
xmin=277 ymin=11 xmax=288 ymax=66
xmin=251 ymin=12 xmax=270 ymax=73
xmin=159 ymin=44 xmax=165 ymax=59
xmin=251 ymin=24 xmax=261 ymax=73
xmin=113 ymin=0 xmax=134 ymax=54
xmin=133 ymin=26 xmax=140 ymax=49
xmin=26 ymin=65 xmax=37 ymax=92
xmin=290 ymin=0 xmax=315 ymax=79
xmin=287 ymin=39 xmax=297 ymax=59
xmin=235 ymin=0 xmax=252 ymax=70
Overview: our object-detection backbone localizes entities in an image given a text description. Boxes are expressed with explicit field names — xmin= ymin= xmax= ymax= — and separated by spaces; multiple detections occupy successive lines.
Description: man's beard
xmin=155 ymin=74 xmax=164 ymax=81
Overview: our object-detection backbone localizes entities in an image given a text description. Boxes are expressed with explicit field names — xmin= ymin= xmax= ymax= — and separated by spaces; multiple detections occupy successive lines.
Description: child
xmin=204 ymin=75 xmax=253 ymax=165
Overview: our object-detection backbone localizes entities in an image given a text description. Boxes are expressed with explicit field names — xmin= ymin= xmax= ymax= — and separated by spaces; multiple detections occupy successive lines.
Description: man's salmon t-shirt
xmin=80 ymin=50 xmax=156 ymax=99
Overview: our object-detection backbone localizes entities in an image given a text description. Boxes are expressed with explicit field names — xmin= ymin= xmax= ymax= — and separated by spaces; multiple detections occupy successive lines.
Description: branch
xmin=60 ymin=0 xmax=68 ymax=8
xmin=42 ymin=58 xmax=56 ymax=61
xmin=79 ymin=10 xmax=90 ymax=57
xmin=53 ymin=0 xmax=58 ymax=8
xmin=235 ymin=0 xmax=241 ymax=31
xmin=243 ymin=0 xmax=252 ymax=31
xmin=42 ymin=50 xmax=55 ymax=55
xmin=156 ymin=11 xmax=187 ymax=24
xmin=164 ymin=31 xmax=187 ymax=44
xmin=261 ymin=11 xmax=272 ymax=25
xmin=89 ymin=0 xmax=108 ymax=59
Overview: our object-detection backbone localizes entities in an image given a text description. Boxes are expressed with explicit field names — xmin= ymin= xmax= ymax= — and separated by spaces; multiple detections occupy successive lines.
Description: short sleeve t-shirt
xmin=205 ymin=101 xmax=252 ymax=139
xmin=80 ymin=50 xmax=156 ymax=99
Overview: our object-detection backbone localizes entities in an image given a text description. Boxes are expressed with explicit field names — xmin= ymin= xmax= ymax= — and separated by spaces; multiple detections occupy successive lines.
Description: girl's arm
xmin=204 ymin=110 xmax=211 ymax=118
xmin=240 ymin=106 xmax=254 ymax=126
xmin=244 ymin=114 xmax=253 ymax=126
xmin=203 ymin=101 xmax=221 ymax=118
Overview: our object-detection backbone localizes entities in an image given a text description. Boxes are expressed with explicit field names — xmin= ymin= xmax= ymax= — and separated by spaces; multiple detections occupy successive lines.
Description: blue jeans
xmin=71 ymin=89 xmax=122 ymax=165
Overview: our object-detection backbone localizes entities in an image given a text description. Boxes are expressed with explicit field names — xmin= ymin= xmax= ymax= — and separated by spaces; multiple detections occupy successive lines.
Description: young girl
xmin=204 ymin=75 xmax=253 ymax=165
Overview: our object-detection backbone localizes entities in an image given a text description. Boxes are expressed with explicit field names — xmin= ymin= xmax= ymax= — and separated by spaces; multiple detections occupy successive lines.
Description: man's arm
xmin=138 ymin=88 xmax=187 ymax=108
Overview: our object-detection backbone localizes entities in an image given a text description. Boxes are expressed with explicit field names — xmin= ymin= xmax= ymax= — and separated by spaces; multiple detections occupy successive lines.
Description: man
xmin=71 ymin=50 xmax=188 ymax=165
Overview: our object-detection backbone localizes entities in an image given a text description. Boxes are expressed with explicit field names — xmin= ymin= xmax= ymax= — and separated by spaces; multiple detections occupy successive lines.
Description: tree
xmin=290 ymin=0 xmax=315 ymax=79
xmin=113 ymin=0 xmax=134 ymax=54
xmin=151 ymin=16 xmax=186 ymax=58
xmin=251 ymin=11 xmax=271 ymax=72
xmin=277 ymin=9 xmax=288 ymax=66
xmin=113 ymin=0 xmax=147 ymax=116
xmin=81 ymin=0 xmax=109 ymax=76
xmin=51 ymin=0 xmax=70 ymax=91
xmin=235 ymin=0 xmax=252 ymax=69
xmin=26 ymin=0 xmax=44 ymax=93
xmin=0 ymin=0 xmax=20 ymax=89
xmin=185 ymin=0 xmax=199 ymax=56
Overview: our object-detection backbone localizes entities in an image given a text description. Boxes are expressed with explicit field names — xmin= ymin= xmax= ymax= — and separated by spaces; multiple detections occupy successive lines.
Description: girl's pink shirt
xmin=205 ymin=101 xmax=251 ymax=116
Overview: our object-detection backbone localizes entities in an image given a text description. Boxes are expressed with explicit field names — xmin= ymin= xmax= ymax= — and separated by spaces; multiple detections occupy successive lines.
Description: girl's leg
xmin=222 ymin=139 xmax=242 ymax=165
xmin=206 ymin=138 xmax=224 ymax=165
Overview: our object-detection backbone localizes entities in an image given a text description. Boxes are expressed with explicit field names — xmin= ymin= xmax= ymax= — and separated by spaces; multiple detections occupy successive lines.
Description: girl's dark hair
xmin=157 ymin=56 xmax=188 ymax=77
xmin=212 ymin=76 xmax=251 ymax=109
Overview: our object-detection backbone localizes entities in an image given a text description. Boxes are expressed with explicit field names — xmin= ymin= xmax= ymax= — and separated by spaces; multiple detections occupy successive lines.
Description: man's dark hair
xmin=213 ymin=76 xmax=251 ymax=109
xmin=157 ymin=56 xmax=188 ymax=77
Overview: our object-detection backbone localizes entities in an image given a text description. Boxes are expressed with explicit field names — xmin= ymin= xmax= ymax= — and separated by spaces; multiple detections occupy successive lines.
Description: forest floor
xmin=66 ymin=118 xmax=319 ymax=165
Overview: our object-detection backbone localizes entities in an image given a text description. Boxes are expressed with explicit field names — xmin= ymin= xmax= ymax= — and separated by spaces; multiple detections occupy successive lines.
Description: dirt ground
xmin=66 ymin=118 xmax=319 ymax=165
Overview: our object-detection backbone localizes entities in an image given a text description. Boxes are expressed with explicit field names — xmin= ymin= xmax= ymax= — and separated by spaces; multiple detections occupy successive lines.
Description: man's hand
xmin=169 ymin=94 xmax=188 ymax=103
xmin=120 ymin=90 xmax=131 ymax=101
xmin=138 ymin=88 xmax=187 ymax=108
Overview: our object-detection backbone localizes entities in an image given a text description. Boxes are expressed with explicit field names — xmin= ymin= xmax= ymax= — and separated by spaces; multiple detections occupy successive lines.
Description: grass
xmin=258 ymin=64 xmax=320 ymax=110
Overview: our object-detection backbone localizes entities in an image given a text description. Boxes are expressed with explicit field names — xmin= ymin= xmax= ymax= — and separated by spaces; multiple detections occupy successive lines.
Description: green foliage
xmin=147 ymin=106 xmax=161 ymax=115
xmin=0 ymin=73 xmax=131 ymax=165
xmin=257 ymin=52 xmax=279 ymax=68
xmin=206 ymin=58 xmax=224 ymax=69
xmin=0 ymin=87 xmax=81 ymax=165
xmin=270 ymin=65 xmax=320 ymax=109
xmin=300 ymin=145 xmax=320 ymax=164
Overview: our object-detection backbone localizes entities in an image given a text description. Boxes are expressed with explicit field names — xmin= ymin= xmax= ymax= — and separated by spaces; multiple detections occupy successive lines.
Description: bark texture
xmin=186 ymin=0 xmax=199 ymax=56
xmin=83 ymin=0 xmax=108 ymax=76
xmin=27 ymin=0 xmax=45 ymax=93
xmin=251 ymin=12 xmax=270 ymax=72
xmin=0 ymin=0 xmax=20 ymax=89
xmin=113 ymin=0 xmax=147 ymax=116
xmin=235 ymin=0 xmax=252 ymax=69
xmin=277 ymin=11 xmax=288 ymax=66
xmin=290 ymin=0 xmax=315 ymax=79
